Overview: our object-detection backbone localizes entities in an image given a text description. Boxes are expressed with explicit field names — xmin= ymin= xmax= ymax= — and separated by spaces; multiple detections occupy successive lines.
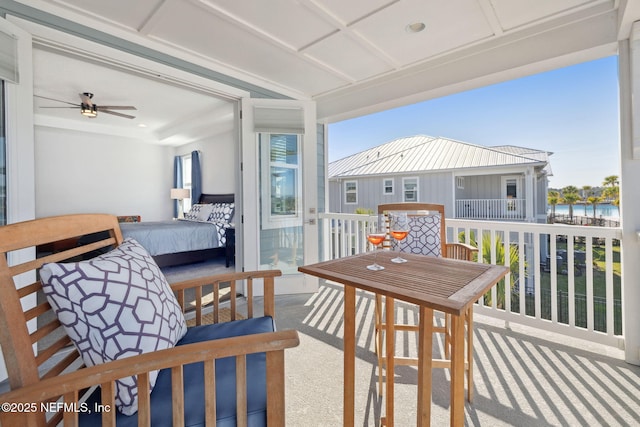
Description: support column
xmin=525 ymin=167 xmax=535 ymax=222
xmin=619 ymin=35 xmax=640 ymax=365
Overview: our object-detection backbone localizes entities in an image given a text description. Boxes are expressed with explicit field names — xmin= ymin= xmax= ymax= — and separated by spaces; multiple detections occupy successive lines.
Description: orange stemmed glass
xmin=390 ymin=212 xmax=409 ymax=263
xmin=366 ymin=214 xmax=386 ymax=271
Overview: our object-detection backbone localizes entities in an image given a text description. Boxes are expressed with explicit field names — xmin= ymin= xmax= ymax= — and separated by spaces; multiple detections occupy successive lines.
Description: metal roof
xmin=329 ymin=135 xmax=550 ymax=178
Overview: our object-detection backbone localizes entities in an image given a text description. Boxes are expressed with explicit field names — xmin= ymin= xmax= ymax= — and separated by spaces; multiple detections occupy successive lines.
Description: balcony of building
xmin=455 ymin=198 xmax=527 ymax=221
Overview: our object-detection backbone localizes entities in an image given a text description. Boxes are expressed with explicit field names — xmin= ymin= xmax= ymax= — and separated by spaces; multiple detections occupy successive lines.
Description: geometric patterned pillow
xmin=391 ymin=214 xmax=442 ymax=257
xmin=184 ymin=203 xmax=214 ymax=222
xmin=210 ymin=221 xmax=232 ymax=246
xmin=39 ymin=238 xmax=188 ymax=416
xmin=207 ymin=202 xmax=235 ymax=224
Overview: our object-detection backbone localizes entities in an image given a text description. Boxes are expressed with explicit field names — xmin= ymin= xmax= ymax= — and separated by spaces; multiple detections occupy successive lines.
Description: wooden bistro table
xmin=298 ymin=251 xmax=509 ymax=427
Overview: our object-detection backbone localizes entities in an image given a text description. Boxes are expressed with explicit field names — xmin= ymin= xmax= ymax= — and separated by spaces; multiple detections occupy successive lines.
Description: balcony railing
xmin=319 ymin=212 xmax=623 ymax=348
xmin=456 ymin=198 xmax=526 ymax=220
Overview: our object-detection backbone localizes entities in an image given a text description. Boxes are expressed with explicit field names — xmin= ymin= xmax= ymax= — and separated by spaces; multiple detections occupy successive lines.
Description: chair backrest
xmin=0 ymin=214 xmax=123 ymax=391
xmin=378 ymin=203 xmax=446 ymax=258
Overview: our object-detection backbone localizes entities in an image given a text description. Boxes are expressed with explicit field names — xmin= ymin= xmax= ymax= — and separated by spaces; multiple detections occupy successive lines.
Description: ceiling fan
xmin=35 ymin=92 xmax=137 ymax=119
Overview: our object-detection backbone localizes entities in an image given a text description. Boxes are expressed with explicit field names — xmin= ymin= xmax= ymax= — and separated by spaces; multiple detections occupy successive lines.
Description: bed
xmin=120 ymin=193 xmax=235 ymax=268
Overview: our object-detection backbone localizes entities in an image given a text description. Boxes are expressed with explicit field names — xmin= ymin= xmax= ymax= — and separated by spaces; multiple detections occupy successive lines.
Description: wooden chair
xmin=0 ymin=214 xmax=299 ymax=427
xmin=375 ymin=203 xmax=477 ymax=401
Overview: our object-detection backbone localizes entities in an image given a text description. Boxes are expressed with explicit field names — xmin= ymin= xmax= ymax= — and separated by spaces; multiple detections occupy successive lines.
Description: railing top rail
xmin=319 ymin=212 xmax=376 ymax=221
xmin=320 ymin=212 xmax=621 ymax=239
xmin=456 ymin=198 xmax=526 ymax=201
xmin=448 ymin=218 xmax=622 ymax=239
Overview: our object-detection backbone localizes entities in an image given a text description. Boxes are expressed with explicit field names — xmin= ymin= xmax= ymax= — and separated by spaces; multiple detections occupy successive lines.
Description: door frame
xmin=241 ymin=98 xmax=319 ymax=295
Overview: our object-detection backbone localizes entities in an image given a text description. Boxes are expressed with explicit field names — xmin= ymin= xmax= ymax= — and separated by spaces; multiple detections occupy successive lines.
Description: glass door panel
xmin=259 ymin=133 xmax=303 ymax=275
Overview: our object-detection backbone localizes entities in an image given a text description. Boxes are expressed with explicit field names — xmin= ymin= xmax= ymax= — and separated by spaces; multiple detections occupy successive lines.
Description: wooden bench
xmin=0 ymin=214 xmax=299 ymax=426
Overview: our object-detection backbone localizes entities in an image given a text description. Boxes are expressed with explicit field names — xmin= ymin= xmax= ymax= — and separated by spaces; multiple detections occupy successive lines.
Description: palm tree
xmin=581 ymin=185 xmax=592 ymax=216
xmin=458 ymin=231 xmax=522 ymax=309
xmin=602 ymin=175 xmax=620 ymax=216
xmin=547 ymin=190 xmax=560 ymax=223
xmin=562 ymin=186 xmax=580 ymax=223
xmin=587 ymin=195 xmax=602 ymax=225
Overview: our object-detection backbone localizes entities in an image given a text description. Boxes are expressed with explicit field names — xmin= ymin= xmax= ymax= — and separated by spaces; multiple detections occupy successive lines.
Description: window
xmin=260 ymin=133 xmax=302 ymax=228
xmin=383 ymin=178 xmax=394 ymax=195
xmin=345 ymin=181 xmax=357 ymax=204
xmin=403 ymin=177 xmax=418 ymax=202
xmin=456 ymin=176 xmax=465 ymax=189
xmin=181 ymin=155 xmax=192 ymax=211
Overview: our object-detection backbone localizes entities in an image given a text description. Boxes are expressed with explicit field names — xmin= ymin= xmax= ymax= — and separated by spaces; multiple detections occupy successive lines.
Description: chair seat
xmin=80 ymin=316 xmax=276 ymax=427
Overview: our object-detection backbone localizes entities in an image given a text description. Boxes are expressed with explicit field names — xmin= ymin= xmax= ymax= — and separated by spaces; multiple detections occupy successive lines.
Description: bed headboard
xmin=199 ymin=193 xmax=234 ymax=204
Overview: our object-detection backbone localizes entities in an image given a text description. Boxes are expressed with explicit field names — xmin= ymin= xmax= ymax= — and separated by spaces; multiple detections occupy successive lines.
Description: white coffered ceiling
xmin=5 ymin=0 xmax=640 ymax=139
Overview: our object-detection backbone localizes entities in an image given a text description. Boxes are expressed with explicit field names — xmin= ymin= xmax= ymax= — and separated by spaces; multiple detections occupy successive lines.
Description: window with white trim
xmin=457 ymin=176 xmax=465 ymax=189
xmin=383 ymin=178 xmax=394 ymax=195
xmin=345 ymin=181 xmax=357 ymax=204
xmin=403 ymin=177 xmax=418 ymax=202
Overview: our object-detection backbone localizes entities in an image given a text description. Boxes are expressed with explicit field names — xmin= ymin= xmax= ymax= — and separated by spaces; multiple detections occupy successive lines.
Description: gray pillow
xmin=40 ymin=238 xmax=187 ymax=415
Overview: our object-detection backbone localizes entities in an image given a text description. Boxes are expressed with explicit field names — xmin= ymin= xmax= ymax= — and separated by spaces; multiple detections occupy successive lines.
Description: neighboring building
xmin=329 ymin=135 xmax=552 ymax=223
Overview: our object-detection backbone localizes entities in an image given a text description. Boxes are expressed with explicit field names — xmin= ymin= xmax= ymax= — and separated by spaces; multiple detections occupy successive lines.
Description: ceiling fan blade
xmin=34 ymin=95 xmax=78 ymax=106
xmin=100 ymin=109 xmax=136 ymax=119
xmin=39 ymin=106 xmax=77 ymax=109
xmin=98 ymin=105 xmax=137 ymax=110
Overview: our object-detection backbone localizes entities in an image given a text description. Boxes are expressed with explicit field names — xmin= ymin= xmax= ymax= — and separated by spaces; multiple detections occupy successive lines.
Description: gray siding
xmin=329 ymin=172 xmax=454 ymax=214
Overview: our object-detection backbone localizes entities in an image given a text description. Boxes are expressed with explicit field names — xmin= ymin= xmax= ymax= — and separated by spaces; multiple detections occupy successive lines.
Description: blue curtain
xmin=191 ymin=150 xmax=202 ymax=205
xmin=173 ymin=156 xmax=183 ymax=218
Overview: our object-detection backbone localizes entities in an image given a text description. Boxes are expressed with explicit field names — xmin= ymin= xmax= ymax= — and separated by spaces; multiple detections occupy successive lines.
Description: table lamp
xmin=170 ymin=188 xmax=190 ymax=219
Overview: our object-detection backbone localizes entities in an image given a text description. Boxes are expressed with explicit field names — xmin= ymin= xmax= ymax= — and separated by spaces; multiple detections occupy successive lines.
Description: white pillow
xmin=185 ymin=203 xmax=214 ymax=222
xmin=40 ymin=238 xmax=188 ymax=415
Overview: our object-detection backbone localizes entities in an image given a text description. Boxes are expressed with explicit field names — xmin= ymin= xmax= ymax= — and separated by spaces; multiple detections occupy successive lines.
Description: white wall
xmin=35 ymin=127 xmax=173 ymax=221
xmin=173 ymin=130 xmax=237 ymax=194
xmin=34 ymin=127 xmax=238 ymax=221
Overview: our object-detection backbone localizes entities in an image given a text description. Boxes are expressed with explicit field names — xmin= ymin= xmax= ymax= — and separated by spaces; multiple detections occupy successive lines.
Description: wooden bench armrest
xmin=445 ymin=242 xmax=478 ymax=261
xmin=169 ymin=269 xmax=282 ymax=292
xmin=0 ymin=329 xmax=300 ymax=427
xmin=169 ymin=270 xmax=282 ymax=320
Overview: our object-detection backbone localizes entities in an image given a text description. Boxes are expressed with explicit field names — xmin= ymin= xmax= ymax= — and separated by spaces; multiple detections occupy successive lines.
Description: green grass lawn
xmin=536 ymin=241 xmax=621 ymax=334
xmin=541 ymin=241 xmax=621 ymax=300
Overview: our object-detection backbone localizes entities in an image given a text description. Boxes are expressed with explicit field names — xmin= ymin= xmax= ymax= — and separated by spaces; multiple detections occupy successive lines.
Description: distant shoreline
xmin=549 ymin=203 xmax=619 ymax=220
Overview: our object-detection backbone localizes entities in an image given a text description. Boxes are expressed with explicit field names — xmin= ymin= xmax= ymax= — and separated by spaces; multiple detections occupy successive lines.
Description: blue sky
xmin=328 ymin=56 xmax=620 ymax=190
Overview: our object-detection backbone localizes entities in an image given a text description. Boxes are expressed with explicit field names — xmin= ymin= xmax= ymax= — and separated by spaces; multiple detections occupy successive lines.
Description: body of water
xmin=549 ymin=203 xmax=619 ymax=219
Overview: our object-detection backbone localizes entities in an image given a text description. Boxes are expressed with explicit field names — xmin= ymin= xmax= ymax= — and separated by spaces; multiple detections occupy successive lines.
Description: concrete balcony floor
xmin=276 ymin=281 xmax=640 ymax=426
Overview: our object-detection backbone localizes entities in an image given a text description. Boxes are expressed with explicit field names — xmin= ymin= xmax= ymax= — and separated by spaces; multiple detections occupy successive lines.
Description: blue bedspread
xmin=120 ymin=220 xmax=222 ymax=256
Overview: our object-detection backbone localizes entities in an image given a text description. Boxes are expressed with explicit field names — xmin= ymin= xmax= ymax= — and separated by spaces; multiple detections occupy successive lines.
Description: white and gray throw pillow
xmin=207 ymin=202 xmax=235 ymax=224
xmin=391 ymin=214 xmax=442 ymax=257
xmin=40 ymin=238 xmax=188 ymax=415
xmin=185 ymin=203 xmax=214 ymax=222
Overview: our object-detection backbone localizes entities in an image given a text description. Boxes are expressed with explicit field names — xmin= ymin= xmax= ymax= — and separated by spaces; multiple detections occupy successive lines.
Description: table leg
xmin=344 ymin=286 xmax=356 ymax=427
xmin=450 ymin=312 xmax=466 ymax=426
xmin=417 ymin=306 xmax=433 ymax=427
xmin=385 ymin=296 xmax=395 ymax=427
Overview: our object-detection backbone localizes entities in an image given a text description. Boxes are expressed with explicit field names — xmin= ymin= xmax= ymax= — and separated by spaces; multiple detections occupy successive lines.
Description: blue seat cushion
xmin=79 ymin=316 xmax=275 ymax=427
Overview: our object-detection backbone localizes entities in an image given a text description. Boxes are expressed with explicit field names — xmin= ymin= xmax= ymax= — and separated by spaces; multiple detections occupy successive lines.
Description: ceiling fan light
xmin=80 ymin=103 xmax=97 ymax=118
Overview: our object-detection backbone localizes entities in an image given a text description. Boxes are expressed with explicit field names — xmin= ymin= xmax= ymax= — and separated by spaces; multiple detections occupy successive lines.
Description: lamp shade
xmin=170 ymin=188 xmax=190 ymax=200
